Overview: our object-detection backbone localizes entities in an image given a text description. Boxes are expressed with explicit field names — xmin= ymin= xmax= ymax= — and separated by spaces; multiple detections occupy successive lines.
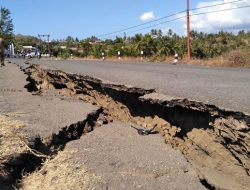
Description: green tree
xmin=80 ymin=40 xmax=92 ymax=57
xmin=0 ymin=7 xmax=13 ymax=44
xmin=14 ymin=34 xmax=40 ymax=46
xmin=65 ymin=36 xmax=76 ymax=48
xmin=91 ymin=44 xmax=102 ymax=58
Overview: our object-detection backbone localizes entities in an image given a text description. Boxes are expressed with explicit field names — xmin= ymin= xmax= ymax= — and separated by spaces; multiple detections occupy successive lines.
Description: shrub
xmin=224 ymin=50 xmax=249 ymax=67
xmin=58 ymin=49 xmax=71 ymax=59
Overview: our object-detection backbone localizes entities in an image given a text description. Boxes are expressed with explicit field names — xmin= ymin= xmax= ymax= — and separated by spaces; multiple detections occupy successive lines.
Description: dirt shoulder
xmin=0 ymin=114 xmax=27 ymax=189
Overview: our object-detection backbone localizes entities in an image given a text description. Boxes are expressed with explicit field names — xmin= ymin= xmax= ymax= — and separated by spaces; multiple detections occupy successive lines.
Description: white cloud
xmin=182 ymin=0 xmax=250 ymax=33
xmin=140 ymin=11 xmax=156 ymax=21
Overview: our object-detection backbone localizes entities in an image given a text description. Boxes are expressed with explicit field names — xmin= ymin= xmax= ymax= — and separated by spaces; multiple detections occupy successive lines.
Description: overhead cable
xmin=97 ymin=0 xmax=246 ymax=38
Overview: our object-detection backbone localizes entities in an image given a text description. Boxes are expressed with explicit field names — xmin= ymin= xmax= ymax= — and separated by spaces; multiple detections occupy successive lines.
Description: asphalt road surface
xmin=1 ymin=63 xmax=206 ymax=189
xmin=13 ymin=59 xmax=250 ymax=114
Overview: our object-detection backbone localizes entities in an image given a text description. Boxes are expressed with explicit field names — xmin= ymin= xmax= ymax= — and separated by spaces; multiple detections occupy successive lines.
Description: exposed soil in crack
xmin=20 ymin=64 xmax=250 ymax=190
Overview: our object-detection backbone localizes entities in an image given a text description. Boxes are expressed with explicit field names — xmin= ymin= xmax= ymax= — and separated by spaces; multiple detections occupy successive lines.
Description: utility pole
xmin=38 ymin=34 xmax=50 ymax=43
xmin=186 ymin=0 xmax=191 ymax=63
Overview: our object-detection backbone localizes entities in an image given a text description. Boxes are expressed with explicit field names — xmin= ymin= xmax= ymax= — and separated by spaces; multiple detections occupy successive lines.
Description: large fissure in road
xmin=19 ymin=64 xmax=250 ymax=189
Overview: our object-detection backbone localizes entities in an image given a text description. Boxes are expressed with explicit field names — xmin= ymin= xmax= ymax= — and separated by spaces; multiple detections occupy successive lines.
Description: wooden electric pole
xmin=186 ymin=0 xmax=191 ymax=63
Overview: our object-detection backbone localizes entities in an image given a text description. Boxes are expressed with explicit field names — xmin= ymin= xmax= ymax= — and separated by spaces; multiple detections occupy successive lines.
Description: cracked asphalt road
xmin=1 ymin=62 xmax=206 ymax=190
xmin=0 ymin=63 xmax=98 ymax=141
xmin=65 ymin=122 xmax=206 ymax=190
xmin=13 ymin=59 xmax=250 ymax=114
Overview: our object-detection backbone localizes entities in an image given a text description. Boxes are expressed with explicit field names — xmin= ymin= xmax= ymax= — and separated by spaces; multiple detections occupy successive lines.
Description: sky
xmin=1 ymin=0 xmax=250 ymax=40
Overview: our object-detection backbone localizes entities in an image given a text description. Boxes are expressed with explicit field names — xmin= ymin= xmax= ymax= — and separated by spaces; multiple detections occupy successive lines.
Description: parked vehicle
xmin=25 ymin=51 xmax=36 ymax=58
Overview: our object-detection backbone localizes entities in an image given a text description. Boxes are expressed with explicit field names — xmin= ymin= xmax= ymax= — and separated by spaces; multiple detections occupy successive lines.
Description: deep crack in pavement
xmin=21 ymin=64 xmax=250 ymax=190
xmin=1 ymin=62 xmax=250 ymax=190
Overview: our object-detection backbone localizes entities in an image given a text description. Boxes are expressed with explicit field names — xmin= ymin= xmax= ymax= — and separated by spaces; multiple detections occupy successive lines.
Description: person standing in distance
xmin=0 ymin=37 xmax=5 ymax=67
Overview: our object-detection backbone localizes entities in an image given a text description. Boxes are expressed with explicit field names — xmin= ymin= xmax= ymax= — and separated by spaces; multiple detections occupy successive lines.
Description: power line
xmin=100 ymin=4 xmax=250 ymax=40
xmin=189 ymin=0 xmax=245 ymax=12
xmin=97 ymin=11 xmax=186 ymax=38
xmin=192 ymin=4 xmax=250 ymax=17
xmin=97 ymin=0 xmax=245 ymax=38
xmin=99 ymin=16 xmax=186 ymax=40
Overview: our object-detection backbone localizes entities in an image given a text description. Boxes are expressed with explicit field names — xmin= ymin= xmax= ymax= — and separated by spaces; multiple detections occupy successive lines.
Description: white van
xmin=25 ymin=52 xmax=36 ymax=58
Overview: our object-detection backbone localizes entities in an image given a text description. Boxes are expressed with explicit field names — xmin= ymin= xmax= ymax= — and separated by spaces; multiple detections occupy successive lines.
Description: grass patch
xmin=20 ymin=150 xmax=100 ymax=190
xmin=0 ymin=114 xmax=27 ymax=162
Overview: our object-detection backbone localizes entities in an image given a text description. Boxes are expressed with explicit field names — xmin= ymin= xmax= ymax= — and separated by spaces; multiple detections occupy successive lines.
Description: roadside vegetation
xmin=1 ymin=5 xmax=249 ymax=67
xmin=0 ymin=7 xmax=14 ymax=46
xmin=14 ymin=29 xmax=250 ymax=67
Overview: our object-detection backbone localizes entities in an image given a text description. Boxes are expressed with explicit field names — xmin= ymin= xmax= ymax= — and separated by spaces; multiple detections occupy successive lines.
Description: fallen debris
xmin=131 ymin=124 xmax=158 ymax=135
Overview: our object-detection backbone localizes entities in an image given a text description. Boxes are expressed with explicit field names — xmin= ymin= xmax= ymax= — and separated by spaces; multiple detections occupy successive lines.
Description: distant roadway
xmin=13 ymin=59 xmax=250 ymax=114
